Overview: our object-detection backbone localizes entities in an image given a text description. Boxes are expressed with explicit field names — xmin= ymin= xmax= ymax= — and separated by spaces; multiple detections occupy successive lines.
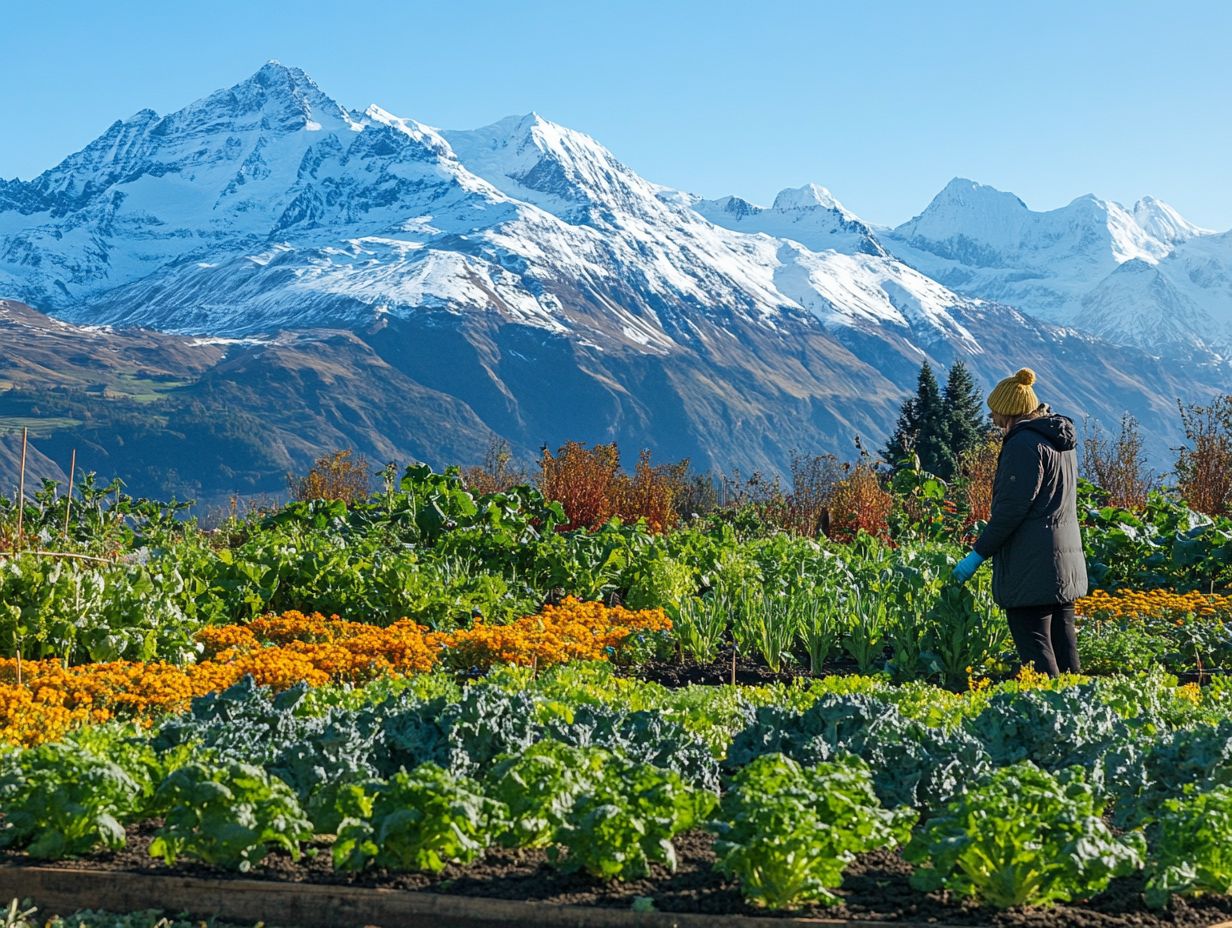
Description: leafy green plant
xmin=711 ymin=753 xmax=915 ymax=908
xmin=670 ymin=593 xmax=729 ymax=664
xmin=148 ymin=762 xmax=313 ymax=871
xmin=724 ymin=694 xmax=987 ymax=810
xmin=843 ymin=583 xmax=888 ymax=673
xmin=742 ymin=592 xmax=798 ymax=673
xmin=906 ymin=762 xmax=1144 ymax=908
xmin=1116 ymin=719 xmax=1232 ymax=828
xmin=333 ymin=763 xmax=506 ymax=873
xmin=793 ymin=576 xmax=844 ymax=673
xmin=1144 ymin=783 xmax=1232 ymax=908
xmin=484 ymin=741 xmax=608 ymax=848
xmin=923 ymin=582 xmax=1006 ymax=689
xmin=1079 ymin=617 xmax=1172 ymax=674
xmin=625 ymin=553 xmax=697 ymax=610
xmin=551 ymin=759 xmax=714 ymax=880
xmin=964 ymin=683 xmax=1132 ymax=774
xmin=0 ymin=743 xmax=142 ymax=858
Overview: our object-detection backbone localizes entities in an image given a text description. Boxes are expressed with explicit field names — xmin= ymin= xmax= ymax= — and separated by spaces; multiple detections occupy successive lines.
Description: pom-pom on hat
xmin=987 ymin=368 xmax=1040 ymax=417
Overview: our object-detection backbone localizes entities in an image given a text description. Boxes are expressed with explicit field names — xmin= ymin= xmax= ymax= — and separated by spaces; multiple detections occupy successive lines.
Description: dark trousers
xmin=1005 ymin=602 xmax=1080 ymax=677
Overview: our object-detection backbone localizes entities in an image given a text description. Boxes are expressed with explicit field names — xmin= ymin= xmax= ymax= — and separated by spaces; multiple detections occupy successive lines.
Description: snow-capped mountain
xmin=692 ymin=183 xmax=887 ymax=257
xmin=883 ymin=178 xmax=1230 ymax=356
xmin=0 ymin=63 xmax=1227 ymax=485
xmin=0 ymin=63 xmax=984 ymax=351
xmin=1133 ymin=195 xmax=1212 ymax=245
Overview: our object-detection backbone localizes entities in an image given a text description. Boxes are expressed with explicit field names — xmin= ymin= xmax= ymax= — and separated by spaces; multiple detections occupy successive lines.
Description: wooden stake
xmin=14 ymin=649 xmax=20 ymax=688
xmin=63 ymin=449 xmax=76 ymax=539
xmin=730 ymin=647 xmax=737 ymax=687
xmin=18 ymin=549 xmax=116 ymax=564
xmin=15 ymin=427 xmax=27 ymax=550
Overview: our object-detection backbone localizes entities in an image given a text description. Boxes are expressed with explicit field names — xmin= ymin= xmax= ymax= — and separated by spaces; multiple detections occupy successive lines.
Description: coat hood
xmin=1011 ymin=411 xmax=1077 ymax=452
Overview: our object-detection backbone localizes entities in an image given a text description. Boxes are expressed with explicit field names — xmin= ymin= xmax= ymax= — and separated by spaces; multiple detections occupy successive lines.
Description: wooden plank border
xmin=1 ymin=864 xmax=965 ymax=928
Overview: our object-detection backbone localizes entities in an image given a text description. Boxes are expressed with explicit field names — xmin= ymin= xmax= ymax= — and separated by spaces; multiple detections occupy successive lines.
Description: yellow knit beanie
xmin=987 ymin=368 xmax=1039 ymax=416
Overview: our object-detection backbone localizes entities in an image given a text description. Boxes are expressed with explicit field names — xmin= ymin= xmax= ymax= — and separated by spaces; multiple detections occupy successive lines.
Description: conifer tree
xmin=942 ymin=361 xmax=990 ymax=469
xmin=912 ymin=362 xmax=951 ymax=478
xmin=884 ymin=382 xmax=921 ymax=465
xmin=884 ymin=362 xmax=949 ymax=476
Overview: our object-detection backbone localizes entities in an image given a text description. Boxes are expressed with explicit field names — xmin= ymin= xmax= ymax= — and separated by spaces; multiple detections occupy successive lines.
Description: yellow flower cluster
xmin=0 ymin=658 xmax=202 ymax=747
xmin=1077 ymin=589 xmax=1232 ymax=623
xmin=0 ymin=598 xmax=670 ymax=747
xmin=437 ymin=598 xmax=672 ymax=671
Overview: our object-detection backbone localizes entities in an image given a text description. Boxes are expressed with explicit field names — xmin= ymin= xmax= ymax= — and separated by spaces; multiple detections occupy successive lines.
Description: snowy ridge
xmin=0 ymin=63 xmax=984 ymax=351
xmin=883 ymin=178 xmax=1227 ymax=354
xmin=694 ymin=184 xmax=887 ymax=257
xmin=0 ymin=62 xmax=1226 ymax=364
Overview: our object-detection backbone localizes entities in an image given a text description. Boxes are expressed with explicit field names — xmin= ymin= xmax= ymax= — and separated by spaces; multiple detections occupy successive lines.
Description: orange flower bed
xmin=1077 ymin=589 xmax=1232 ymax=622
xmin=437 ymin=598 xmax=672 ymax=671
xmin=0 ymin=598 xmax=669 ymax=747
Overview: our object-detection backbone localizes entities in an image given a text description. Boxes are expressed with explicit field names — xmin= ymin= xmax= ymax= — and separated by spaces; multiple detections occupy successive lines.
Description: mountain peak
xmin=442 ymin=111 xmax=658 ymax=217
xmin=772 ymin=183 xmax=844 ymax=212
xmin=933 ymin=177 xmax=1029 ymax=212
xmin=1131 ymin=195 xmax=1212 ymax=244
xmin=175 ymin=61 xmax=356 ymax=133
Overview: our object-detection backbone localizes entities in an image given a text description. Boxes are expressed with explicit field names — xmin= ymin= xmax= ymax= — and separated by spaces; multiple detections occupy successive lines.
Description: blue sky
xmin=5 ymin=0 xmax=1230 ymax=229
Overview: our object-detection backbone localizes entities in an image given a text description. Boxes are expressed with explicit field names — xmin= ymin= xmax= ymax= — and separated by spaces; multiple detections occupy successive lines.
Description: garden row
xmin=2 ymin=466 xmax=1230 ymax=671
xmin=5 ymin=663 xmax=1232 ymax=914
xmin=5 ymin=586 xmax=1231 ymax=748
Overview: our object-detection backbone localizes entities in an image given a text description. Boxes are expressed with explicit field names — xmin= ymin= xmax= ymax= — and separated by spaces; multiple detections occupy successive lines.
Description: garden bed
xmin=6 ymin=826 xmax=1232 ymax=928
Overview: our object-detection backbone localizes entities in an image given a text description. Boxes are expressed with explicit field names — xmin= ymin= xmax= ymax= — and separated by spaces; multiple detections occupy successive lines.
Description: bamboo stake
xmin=3 ymin=549 xmax=116 ymax=564
xmin=15 ymin=427 xmax=27 ymax=550
xmin=63 ymin=449 xmax=76 ymax=539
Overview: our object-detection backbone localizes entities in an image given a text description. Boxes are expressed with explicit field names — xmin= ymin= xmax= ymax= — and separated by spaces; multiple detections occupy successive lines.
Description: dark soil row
xmin=6 ymin=823 xmax=1232 ymax=928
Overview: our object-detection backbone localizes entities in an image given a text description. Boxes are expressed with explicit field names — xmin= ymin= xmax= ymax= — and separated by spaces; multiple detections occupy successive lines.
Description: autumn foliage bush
xmin=958 ymin=437 xmax=1001 ymax=525
xmin=1175 ymin=396 xmax=1232 ymax=518
xmin=288 ymin=450 xmax=371 ymax=504
xmin=825 ymin=461 xmax=893 ymax=542
xmin=1082 ymin=414 xmax=1157 ymax=510
xmin=538 ymin=442 xmax=682 ymax=532
xmin=462 ymin=439 xmax=529 ymax=496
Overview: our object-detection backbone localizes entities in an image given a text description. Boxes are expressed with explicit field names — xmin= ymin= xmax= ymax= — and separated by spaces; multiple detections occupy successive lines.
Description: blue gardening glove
xmin=951 ymin=551 xmax=985 ymax=584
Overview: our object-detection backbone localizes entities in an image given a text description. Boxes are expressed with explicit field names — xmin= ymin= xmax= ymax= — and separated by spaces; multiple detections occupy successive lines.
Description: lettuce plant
xmin=149 ymin=762 xmax=312 ymax=871
xmin=711 ymin=752 xmax=915 ymax=909
xmin=1144 ymin=784 xmax=1232 ymax=908
xmin=551 ymin=759 xmax=714 ymax=880
xmin=0 ymin=743 xmax=141 ymax=858
xmin=332 ymin=762 xmax=506 ymax=873
xmin=906 ymin=762 xmax=1144 ymax=908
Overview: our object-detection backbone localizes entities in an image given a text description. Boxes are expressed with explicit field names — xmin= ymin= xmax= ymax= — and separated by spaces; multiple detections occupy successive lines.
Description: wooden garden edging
xmin=2 ymin=864 xmax=972 ymax=928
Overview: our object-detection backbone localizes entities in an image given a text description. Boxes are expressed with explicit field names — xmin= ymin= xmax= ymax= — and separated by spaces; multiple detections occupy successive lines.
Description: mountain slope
xmin=0 ymin=64 xmax=1228 ymax=490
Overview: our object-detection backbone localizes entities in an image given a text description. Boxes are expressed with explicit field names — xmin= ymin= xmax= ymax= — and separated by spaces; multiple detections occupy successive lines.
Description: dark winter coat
xmin=973 ymin=411 xmax=1089 ymax=608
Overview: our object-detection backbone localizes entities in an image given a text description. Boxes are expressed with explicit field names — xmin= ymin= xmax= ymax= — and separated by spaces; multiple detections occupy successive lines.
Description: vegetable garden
xmin=4 ymin=461 xmax=1232 ymax=927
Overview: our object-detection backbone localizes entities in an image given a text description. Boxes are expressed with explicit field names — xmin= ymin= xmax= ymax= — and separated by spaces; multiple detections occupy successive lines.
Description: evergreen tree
xmin=942 ymin=361 xmax=991 ymax=470
xmin=884 ymin=362 xmax=950 ymax=476
xmin=912 ymin=362 xmax=951 ymax=478
xmin=883 ymin=393 xmax=920 ymax=466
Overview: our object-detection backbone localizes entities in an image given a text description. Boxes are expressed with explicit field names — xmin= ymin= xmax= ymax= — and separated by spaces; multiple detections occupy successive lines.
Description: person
xmin=950 ymin=368 xmax=1087 ymax=676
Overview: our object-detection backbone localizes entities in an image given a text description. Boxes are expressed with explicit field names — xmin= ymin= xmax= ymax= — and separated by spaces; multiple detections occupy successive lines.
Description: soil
xmin=625 ymin=648 xmax=1230 ymax=690
xmin=7 ymin=824 xmax=1232 ymax=927
xmin=623 ymin=647 xmax=866 ymax=688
